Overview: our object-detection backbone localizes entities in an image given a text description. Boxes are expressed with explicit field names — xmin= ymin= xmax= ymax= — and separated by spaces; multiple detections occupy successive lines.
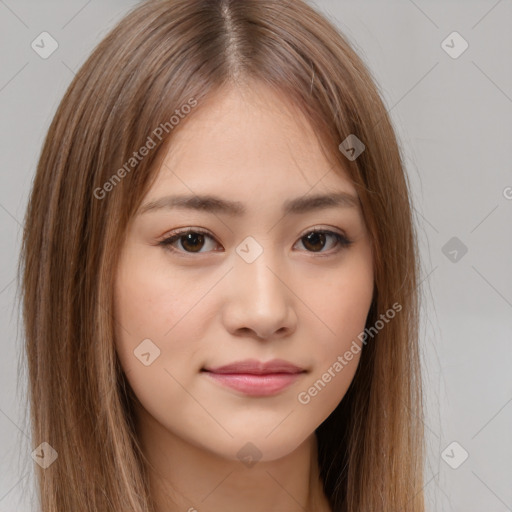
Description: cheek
xmin=112 ymin=246 xmax=202 ymax=387
xmin=294 ymin=252 xmax=373 ymax=408
xmin=114 ymin=243 xmax=207 ymax=344
xmin=112 ymin=250 xmax=213 ymax=440
xmin=307 ymin=248 xmax=374 ymax=348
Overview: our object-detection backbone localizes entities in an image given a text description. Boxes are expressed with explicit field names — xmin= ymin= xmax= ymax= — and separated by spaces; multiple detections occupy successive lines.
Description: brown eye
xmin=297 ymin=230 xmax=352 ymax=253
xmin=178 ymin=232 xmax=206 ymax=252
xmin=159 ymin=228 xmax=352 ymax=256
xmin=302 ymin=231 xmax=327 ymax=252
xmin=159 ymin=229 xmax=219 ymax=254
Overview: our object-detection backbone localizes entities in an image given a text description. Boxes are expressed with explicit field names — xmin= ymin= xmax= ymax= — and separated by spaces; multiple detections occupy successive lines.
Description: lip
xmin=204 ymin=358 xmax=305 ymax=375
xmin=202 ymin=358 xmax=306 ymax=397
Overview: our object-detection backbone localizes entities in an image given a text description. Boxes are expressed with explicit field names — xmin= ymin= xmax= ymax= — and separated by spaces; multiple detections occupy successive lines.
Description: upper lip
xmin=203 ymin=358 xmax=305 ymax=375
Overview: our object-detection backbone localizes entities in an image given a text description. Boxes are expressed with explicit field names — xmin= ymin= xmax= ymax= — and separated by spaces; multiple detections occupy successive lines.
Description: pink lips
xmin=202 ymin=358 xmax=306 ymax=396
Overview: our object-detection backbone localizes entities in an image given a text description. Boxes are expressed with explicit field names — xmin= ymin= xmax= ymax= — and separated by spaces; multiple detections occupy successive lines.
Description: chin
xmin=216 ymin=430 xmax=313 ymax=464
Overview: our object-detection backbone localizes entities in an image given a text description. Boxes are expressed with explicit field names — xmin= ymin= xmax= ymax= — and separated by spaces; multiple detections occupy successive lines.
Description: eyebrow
xmin=137 ymin=191 xmax=360 ymax=216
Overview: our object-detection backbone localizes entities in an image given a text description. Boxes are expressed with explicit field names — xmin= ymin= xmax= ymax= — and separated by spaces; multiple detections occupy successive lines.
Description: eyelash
xmin=158 ymin=227 xmax=353 ymax=257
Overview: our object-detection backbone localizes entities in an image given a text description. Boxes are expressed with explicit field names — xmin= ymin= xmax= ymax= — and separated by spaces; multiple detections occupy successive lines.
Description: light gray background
xmin=1 ymin=0 xmax=511 ymax=510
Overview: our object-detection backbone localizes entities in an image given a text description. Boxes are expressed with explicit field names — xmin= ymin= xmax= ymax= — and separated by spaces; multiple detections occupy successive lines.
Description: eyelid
xmin=157 ymin=225 xmax=353 ymax=255
xmin=158 ymin=227 xmax=220 ymax=254
xmin=159 ymin=226 xmax=212 ymax=240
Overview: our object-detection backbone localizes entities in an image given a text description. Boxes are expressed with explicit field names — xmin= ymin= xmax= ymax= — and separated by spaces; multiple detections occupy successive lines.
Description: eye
xmin=158 ymin=227 xmax=353 ymax=255
xmin=294 ymin=228 xmax=353 ymax=254
xmin=158 ymin=228 xmax=219 ymax=254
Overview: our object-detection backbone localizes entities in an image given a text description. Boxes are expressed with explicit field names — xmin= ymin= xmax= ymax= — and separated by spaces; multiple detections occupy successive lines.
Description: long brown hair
xmin=19 ymin=0 xmax=424 ymax=510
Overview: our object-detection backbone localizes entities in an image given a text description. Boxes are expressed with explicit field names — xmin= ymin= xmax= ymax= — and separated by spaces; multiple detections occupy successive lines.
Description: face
xmin=113 ymin=82 xmax=374 ymax=462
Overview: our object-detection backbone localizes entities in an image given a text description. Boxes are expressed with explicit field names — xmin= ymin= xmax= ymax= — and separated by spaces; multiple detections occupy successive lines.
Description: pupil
xmin=178 ymin=232 xmax=328 ymax=253
xmin=304 ymin=232 xmax=325 ymax=252
xmin=182 ymin=233 xmax=204 ymax=252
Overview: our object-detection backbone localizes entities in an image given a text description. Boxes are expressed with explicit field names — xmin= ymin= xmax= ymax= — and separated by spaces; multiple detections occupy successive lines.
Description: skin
xmin=114 ymin=81 xmax=374 ymax=512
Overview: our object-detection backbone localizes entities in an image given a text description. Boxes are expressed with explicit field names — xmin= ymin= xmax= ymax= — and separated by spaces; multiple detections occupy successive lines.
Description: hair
xmin=18 ymin=0 xmax=424 ymax=510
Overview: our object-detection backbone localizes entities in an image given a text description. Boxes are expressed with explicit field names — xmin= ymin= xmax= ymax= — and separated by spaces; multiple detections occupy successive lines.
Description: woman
xmin=19 ymin=0 xmax=425 ymax=510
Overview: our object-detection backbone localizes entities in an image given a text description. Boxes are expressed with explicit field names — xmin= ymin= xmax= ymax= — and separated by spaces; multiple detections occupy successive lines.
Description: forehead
xmin=147 ymin=82 xmax=357 ymax=203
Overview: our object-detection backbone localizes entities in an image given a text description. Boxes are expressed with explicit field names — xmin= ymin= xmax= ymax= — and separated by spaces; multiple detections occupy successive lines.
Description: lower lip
xmin=203 ymin=371 xmax=303 ymax=396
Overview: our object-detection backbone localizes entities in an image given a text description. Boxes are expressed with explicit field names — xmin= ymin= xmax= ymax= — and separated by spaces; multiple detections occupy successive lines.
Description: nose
xmin=222 ymin=248 xmax=297 ymax=341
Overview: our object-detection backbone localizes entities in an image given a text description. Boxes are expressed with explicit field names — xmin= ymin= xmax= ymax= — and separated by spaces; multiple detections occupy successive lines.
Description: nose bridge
xmin=235 ymin=241 xmax=284 ymax=307
xmin=226 ymin=238 xmax=295 ymax=338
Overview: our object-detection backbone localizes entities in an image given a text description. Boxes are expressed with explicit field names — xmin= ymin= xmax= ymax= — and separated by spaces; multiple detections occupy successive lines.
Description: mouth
xmin=201 ymin=359 xmax=307 ymax=396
